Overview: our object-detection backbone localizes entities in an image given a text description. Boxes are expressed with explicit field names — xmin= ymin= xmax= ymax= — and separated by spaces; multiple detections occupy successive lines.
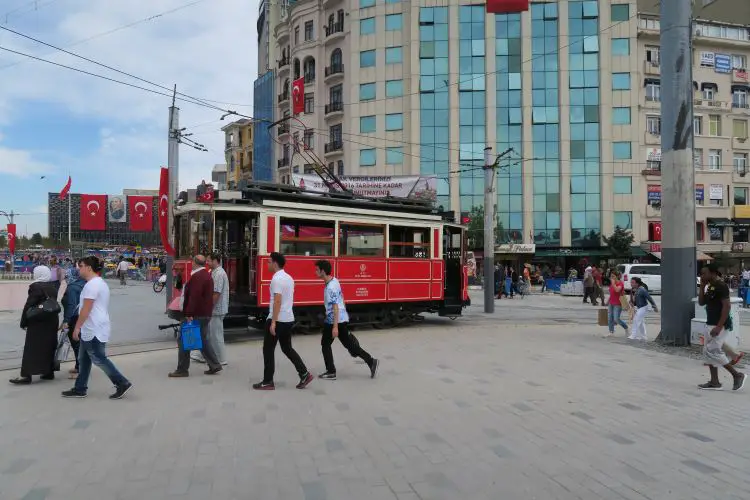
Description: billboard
xmin=291 ymin=175 xmax=438 ymax=202
xmin=108 ymin=195 xmax=127 ymax=223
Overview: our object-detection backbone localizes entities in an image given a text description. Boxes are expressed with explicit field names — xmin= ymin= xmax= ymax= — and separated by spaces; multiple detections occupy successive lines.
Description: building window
xmin=360 ymin=149 xmax=376 ymax=166
xmin=304 ymin=93 xmax=314 ymax=114
xmin=696 ymin=222 xmax=705 ymax=242
xmin=360 ymin=0 xmax=375 ymax=7
xmin=360 ymin=50 xmax=376 ymax=68
xmin=386 ymin=0 xmax=400 ymax=3
xmin=612 ymin=107 xmax=631 ymax=125
xmin=695 ymin=148 xmax=703 ymax=169
xmin=613 ymin=141 xmax=632 ymax=159
xmin=710 ymin=226 xmax=724 ymax=241
xmin=294 ymin=26 xmax=299 ymax=45
xmin=645 ymin=82 xmax=660 ymax=101
xmin=385 ymin=113 xmax=403 ymax=131
xmin=360 ymin=115 xmax=376 ymax=133
xmin=385 ymin=46 xmax=403 ymax=64
xmin=733 ymin=54 xmax=748 ymax=69
xmin=612 ymin=72 xmax=631 ymax=90
xmin=702 ymin=86 xmax=716 ymax=101
xmin=646 ymin=115 xmax=661 ymax=135
xmin=329 ymin=124 xmax=342 ymax=144
xmin=733 ymin=119 xmax=749 ymax=138
xmin=303 ymin=164 xmax=314 ymax=174
xmin=735 ymin=187 xmax=748 ymax=205
xmin=386 ymin=147 xmax=403 ymax=164
xmin=385 ymin=14 xmax=402 ymax=31
xmin=709 ymin=149 xmax=722 ymax=170
xmin=613 ymin=176 xmax=632 ymax=194
xmin=735 ymin=153 xmax=749 ymax=175
xmin=360 ymin=17 xmax=375 ymax=35
xmin=613 ymin=211 xmax=632 ymax=230
xmin=611 ymin=38 xmax=630 ymax=56
xmin=329 ymin=83 xmax=342 ymax=105
xmin=359 ymin=82 xmax=376 ymax=101
xmin=610 ymin=3 xmax=629 ymax=22
xmin=645 ymin=45 xmax=660 ymax=65
xmin=303 ymin=130 xmax=314 ymax=150
xmin=304 ymin=20 xmax=314 ymax=41
xmin=337 ymin=160 xmax=344 ymax=176
xmin=694 ymin=116 xmax=703 ymax=136
xmin=709 ymin=115 xmax=722 ymax=136
xmin=734 ymin=90 xmax=749 ymax=109
xmin=385 ymin=80 xmax=403 ymax=97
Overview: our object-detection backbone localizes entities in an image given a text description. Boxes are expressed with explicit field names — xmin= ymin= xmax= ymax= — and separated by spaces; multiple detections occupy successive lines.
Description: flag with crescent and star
xmin=159 ymin=167 xmax=176 ymax=256
xmin=128 ymin=195 xmax=154 ymax=232
xmin=80 ymin=194 xmax=107 ymax=231
xmin=6 ymin=224 xmax=16 ymax=254
xmin=292 ymin=77 xmax=305 ymax=115
xmin=59 ymin=176 xmax=72 ymax=200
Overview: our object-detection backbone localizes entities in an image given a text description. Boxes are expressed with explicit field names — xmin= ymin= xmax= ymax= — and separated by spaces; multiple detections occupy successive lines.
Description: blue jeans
xmin=608 ymin=304 xmax=628 ymax=333
xmin=74 ymin=337 xmax=129 ymax=394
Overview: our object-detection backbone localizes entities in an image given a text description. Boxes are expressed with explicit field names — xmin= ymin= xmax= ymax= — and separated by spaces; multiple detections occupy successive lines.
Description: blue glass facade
xmin=495 ymin=13 xmax=523 ymax=243
xmin=568 ymin=1 xmax=601 ymax=246
xmin=531 ymin=2 xmax=560 ymax=247
xmin=253 ymin=70 xmax=274 ymax=182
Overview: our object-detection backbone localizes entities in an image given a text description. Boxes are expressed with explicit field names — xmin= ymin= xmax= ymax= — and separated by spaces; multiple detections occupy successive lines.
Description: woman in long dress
xmin=9 ymin=266 xmax=60 ymax=384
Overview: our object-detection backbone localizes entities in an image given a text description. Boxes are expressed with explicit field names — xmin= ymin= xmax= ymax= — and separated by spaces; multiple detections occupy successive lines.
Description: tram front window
xmin=280 ymin=218 xmax=335 ymax=256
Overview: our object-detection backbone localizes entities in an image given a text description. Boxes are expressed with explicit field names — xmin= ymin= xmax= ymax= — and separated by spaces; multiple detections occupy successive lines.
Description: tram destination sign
xmin=292 ymin=174 xmax=438 ymax=202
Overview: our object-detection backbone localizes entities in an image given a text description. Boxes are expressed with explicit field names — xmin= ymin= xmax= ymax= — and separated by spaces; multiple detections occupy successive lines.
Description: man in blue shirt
xmin=314 ymin=260 xmax=379 ymax=380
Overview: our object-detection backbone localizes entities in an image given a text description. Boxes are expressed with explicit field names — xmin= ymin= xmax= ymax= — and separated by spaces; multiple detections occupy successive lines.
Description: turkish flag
xmin=59 ymin=176 xmax=72 ymax=200
xmin=292 ymin=77 xmax=305 ymax=114
xmin=7 ymin=224 xmax=16 ymax=254
xmin=80 ymin=194 xmax=106 ymax=231
xmin=159 ymin=167 xmax=176 ymax=256
xmin=486 ymin=0 xmax=529 ymax=14
xmin=128 ymin=196 xmax=153 ymax=232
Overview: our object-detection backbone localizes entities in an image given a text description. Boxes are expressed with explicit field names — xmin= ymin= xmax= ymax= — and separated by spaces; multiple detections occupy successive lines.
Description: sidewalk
xmin=1 ymin=320 xmax=749 ymax=500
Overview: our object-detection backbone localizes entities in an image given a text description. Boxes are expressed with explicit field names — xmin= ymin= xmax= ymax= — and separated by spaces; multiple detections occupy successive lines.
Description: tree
xmin=0 ymin=235 xmax=6 ymax=248
xmin=603 ymin=226 xmax=634 ymax=258
xmin=465 ymin=205 xmax=507 ymax=250
xmin=30 ymin=233 xmax=43 ymax=245
xmin=583 ymin=230 xmax=602 ymax=247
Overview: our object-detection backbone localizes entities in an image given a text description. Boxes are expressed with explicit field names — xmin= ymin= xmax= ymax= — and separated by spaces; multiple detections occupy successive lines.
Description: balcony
xmin=643 ymin=61 xmax=660 ymax=76
xmin=733 ymin=100 xmax=750 ymax=111
xmin=645 ymin=131 xmax=661 ymax=145
xmin=277 ymin=157 xmax=290 ymax=169
xmin=324 ymin=22 xmax=345 ymax=42
xmin=324 ymin=140 xmax=344 ymax=156
xmin=641 ymin=164 xmax=662 ymax=177
xmin=278 ymin=125 xmax=290 ymax=137
xmin=325 ymin=101 xmax=344 ymax=119
xmin=694 ymin=99 xmax=731 ymax=111
xmin=278 ymin=92 xmax=289 ymax=104
xmin=304 ymin=73 xmax=315 ymax=84
xmin=734 ymin=136 xmax=750 ymax=150
xmin=278 ymin=58 xmax=290 ymax=75
xmin=324 ymin=64 xmax=344 ymax=82
xmin=644 ymin=95 xmax=661 ymax=109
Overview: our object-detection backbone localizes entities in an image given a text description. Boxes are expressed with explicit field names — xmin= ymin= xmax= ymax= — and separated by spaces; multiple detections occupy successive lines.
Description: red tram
xmin=173 ymin=183 xmax=469 ymax=330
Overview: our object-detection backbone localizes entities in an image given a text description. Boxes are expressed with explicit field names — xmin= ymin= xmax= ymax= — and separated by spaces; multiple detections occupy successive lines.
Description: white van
xmin=617 ymin=263 xmax=661 ymax=294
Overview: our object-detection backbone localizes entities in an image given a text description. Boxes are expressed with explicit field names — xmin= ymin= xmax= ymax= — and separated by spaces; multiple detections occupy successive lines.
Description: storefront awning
xmin=731 ymin=84 xmax=750 ymax=92
xmin=648 ymin=251 xmax=713 ymax=261
xmin=644 ymin=78 xmax=660 ymax=86
xmin=733 ymin=218 xmax=750 ymax=227
xmin=701 ymin=82 xmax=718 ymax=91
xmin=535 ymin=248 xmax=610 ymax=258
xmin=707 ymin=217 xmax=734 ymax=227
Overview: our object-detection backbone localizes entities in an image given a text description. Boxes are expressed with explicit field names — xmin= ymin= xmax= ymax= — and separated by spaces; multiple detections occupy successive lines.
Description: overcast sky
xmin=0 ymin=0 xmax=258 ymax=236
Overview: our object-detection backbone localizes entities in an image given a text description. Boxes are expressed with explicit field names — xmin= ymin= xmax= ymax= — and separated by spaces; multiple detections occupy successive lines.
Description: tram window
xmin=339 ymin=223 xmax=385 ymax=257
xmin=280 ymin=218 xmax=335 ymax=256
xmin=389 ymin=226 xmax=430 ymax=258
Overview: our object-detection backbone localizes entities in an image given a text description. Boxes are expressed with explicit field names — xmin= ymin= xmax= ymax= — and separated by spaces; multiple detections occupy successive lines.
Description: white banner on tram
xmin=292 ymin=174 xmax=438 ymax=202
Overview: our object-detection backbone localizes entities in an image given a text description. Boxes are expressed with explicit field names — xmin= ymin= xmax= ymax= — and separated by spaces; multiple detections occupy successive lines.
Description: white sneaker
xmin=190 ymin=353 xmax=206 ymax=363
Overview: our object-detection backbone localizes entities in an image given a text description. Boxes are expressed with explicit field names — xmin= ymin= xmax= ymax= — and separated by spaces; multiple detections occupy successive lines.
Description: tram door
xmin=441 ymin=226 xmax=464 ymax=313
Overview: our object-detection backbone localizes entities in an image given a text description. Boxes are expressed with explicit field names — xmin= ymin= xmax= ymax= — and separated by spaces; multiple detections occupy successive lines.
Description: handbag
xmin=55 ymin=330 xmax=71 ymax=363
xmin=25 ymin=291 xmax=61 ymax=322
xmin=620 ymin=294 xmax=631 ymax=311
xmin=180 ymin=320 xmax=203 ymax=351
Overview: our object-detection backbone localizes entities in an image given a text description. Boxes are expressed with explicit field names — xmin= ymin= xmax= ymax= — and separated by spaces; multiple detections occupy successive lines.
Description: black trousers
xmin=263 ymin=321 xmax=308 ymax=383
xmin=67 ymin=314 xmax=80 ymax=370
xmin=322 ymin=323 xmax=373 ymax=373
xmin=177 ymin=317 xmax=220 ymax=373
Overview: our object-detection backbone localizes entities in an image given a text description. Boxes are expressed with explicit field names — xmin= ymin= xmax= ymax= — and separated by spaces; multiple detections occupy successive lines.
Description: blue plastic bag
xmin=180 ymin=321 xmax=203 ymax=351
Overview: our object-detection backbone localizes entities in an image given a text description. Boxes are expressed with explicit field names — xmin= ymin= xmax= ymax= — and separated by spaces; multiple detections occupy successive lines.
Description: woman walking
xmin=49 ymin=257 xmax=63 ymax=294
xmin=629 ymin=277 xmax=658 ymax=341
xmin=61 ymin=267 xmax=85 ymax=378
xmin=10 ymin=266 xmax=60 ymax=384
xmin=605 ymin=271 xmax=629 ymax=337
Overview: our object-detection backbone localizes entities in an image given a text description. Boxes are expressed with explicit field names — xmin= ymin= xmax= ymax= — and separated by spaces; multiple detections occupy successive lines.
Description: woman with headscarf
xmin=10 ymin=266 xmax=61 ymax=384
xmin=61 ymin=266 xmax=85 ymax=378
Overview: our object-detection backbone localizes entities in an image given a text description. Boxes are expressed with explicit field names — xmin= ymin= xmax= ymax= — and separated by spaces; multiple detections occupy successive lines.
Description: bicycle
xmin=153 ymin=274 xmax=166 ymax=293
xmin=516 ymin=280 xmax=530 ymax=298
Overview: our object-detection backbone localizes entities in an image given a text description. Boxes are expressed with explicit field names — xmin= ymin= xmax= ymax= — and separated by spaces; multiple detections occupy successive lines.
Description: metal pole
xmin=658 ymin=0 xmax=695 ymax=346
xmin=166 ymin=86 xmax=180 ymax=305
xmin=483 ymin=146 xmax=495 ymax=313
xmin=68 ymin=193 xmax=72 ymax=250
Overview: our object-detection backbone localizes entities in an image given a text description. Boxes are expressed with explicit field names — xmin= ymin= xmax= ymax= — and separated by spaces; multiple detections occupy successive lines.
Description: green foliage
xmin=465 ymin=205 xmax=506 ymax=250
xmin=30 ymin=233 xmax=43 ymax=245
xmin=603 ymin=226 xmax=635 ymax=257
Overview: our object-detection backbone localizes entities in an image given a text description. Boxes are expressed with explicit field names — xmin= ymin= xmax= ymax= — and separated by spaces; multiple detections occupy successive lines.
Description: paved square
xmin=1 ymin=313 xmax=749 ymax=500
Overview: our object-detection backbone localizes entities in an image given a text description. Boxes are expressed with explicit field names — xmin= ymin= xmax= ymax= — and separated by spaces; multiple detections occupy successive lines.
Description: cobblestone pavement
xmin=2 ymin=317 xmax=750 ymax=500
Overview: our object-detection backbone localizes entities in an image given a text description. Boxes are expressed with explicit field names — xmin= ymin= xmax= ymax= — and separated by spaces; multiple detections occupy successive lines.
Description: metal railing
xmin=325 ymin=101 xmax=344 ymax=114
xmin=325 ymin=64 xmax=344 ymax=77
xmin=324 ymin=140 xmax=343 ymax=153
xmin=325 ymin=22 xmax=344 ymax=37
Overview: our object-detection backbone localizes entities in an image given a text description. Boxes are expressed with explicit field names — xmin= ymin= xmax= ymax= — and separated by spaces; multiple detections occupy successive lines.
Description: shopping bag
xmin=55 ymin=331 xmax=71 ymax=363
xmin=180 ymin=321 xmax=203 ymax=351
xmin=597 ymin=308 xmax=608 ymax=326
xmin=620 ymin=295 xmax=631 ymax=311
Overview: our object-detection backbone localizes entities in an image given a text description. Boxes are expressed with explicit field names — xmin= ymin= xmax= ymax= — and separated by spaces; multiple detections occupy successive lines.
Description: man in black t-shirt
xmin=698 ymin=263 xmax=746 ymax=391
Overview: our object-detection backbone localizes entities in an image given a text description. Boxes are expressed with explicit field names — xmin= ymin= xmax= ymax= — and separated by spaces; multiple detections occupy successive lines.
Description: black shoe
xmin=204 ymin=367 xmax=223 ymax=375
xmin=733 ymin=373 xmax=746 ymax=391
xmin=698 ymin=381 xmax=722 ymax=390
xmin=40 ymin=373 xmax=54 ymax=381
xmin=296 ymin=372 xmax=314 ymax=389
xmin=168 ymin=371 xmax=189 ymax=378
xmin=252 ymin=381 xmax=275 ymax=390
xmin=318 ymin=371 xmax=337 ymax=380
xmin=9 ymin=377 xmax=31 ymax=385
xmin=109 ymin=382 xmax=132 ymax=400
xmin=61 ymin=389 xmax=87 ymax=398
xmin=370 ymin=359 xmax=380 ymax=379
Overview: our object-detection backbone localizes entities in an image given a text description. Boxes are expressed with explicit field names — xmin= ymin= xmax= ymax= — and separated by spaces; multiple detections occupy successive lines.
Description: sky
xmin=0 ymin=0 xmax=258 ymax=236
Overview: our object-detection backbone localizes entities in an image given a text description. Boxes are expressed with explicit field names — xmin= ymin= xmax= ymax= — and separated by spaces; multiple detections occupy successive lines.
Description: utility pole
xmin=658 ymin=0 xmax=695 ymax=346
xmin=483 ymin=147 xmax=495 ymax=313
xmin=166 ymin=85 xmax=180 ymax=305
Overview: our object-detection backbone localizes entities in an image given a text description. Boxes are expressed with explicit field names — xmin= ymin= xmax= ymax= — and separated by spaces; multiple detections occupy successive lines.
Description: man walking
xmin=698 ymin=263 xmax=746 ymax=391
xmin=314 ymin=260 xmax=379 ymax=380
xmin=169 ymin=255 xmax=222 ymax=378
xmin=116 ymin=258 xmax=129 ymax=286
xmin=252 ymin=252 xmax=313 ymax=390
xmin=62 ymin=257 xmax=132 ymax=399
xmin=191 ymin=252 xmax=229 ymax=365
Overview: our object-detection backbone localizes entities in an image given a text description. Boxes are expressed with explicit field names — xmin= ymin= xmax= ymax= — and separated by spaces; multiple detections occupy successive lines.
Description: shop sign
xmin=647 ymin=185 xmax=661 ymax=202
xmin=709 ymin=184 xmax=723 ymax=200
xmin=715 ymin=54 xmax=732 ymax=73
xmin=495 ymin=243 xmax=536 ymax=254
xmin=696 ymin=184 xmax=704 ymax=201
xmin=733 ymin=243 xmax=745 ymax=252
xmin=736 ymin=206 xmax=750 ymax=218
xmin=700 ymin=51 xmax=715 ymax=67
xmin=650 ymin=243 xmax=662 ymax=252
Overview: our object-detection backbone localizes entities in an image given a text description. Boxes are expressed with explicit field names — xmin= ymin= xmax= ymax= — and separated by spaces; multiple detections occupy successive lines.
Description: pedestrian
xmin=509 ymin=267 xmax=518 ymax=298
xmin=116 ymin=258 xmax=129 ymax=286
xmin=583 ymin=268 xmax=596 ymax=305
xmin=741 ymin=267 xmax=750 ymax=301
xmin=9 ymin=266 xmax=59 ymax=385
xmin=604 ymin=271 xmax=628 ymax=337
xmin=698 ymin=263 xmax=746 ymax=390
xmin=190 ymin=252 xmax=229 ymax=366
xmin=61 ymin=257 xmax=132 ymax=399
xmin=314 ymin=260 xmax=379 ymax=380
xmin=628 ymin=277 xmax=658 ymax=341
xmin=49 ymin=257 xmax=63 ymax=293
xmin=169 ymin=255 xmax=223 ymax=378
xmin=61 ymin=267 xmax=85 ymax=379
xmin=592 ymin=265 xmax=605 ymax=304
xmin=252 ymin=252 xmax=313 ymax=391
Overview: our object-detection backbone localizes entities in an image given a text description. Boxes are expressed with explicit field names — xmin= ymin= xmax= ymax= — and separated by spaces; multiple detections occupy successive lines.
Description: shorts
xmin=703 ymin=324 xmax=730 ymax=367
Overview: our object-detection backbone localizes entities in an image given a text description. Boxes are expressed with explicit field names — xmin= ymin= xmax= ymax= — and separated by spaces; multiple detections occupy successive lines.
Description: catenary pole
xmin=166 ymin=85 xmax=179 ymax=306
xmin=658 ymin=0 xmax=695 ymax=345
xmin=483 ymin=146 xmax=495 ymax=313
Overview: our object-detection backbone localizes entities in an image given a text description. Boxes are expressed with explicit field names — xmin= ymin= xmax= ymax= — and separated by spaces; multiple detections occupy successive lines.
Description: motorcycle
xmin=153 ymin=273 xmax=166 ymax=293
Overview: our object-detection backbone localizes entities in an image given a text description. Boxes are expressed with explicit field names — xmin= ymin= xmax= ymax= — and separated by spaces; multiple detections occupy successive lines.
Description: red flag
xmin=159 ymin=167 xmax=176 ymax=256
xmin=486 ymin=0 xmax=529 ymax=14
xmin=128 ymin=196 xmax=153 ymax=232
xmin=59 ymin=176 xmax=72 ymax=200
xmin=80 ymin=194 xmax=106 ymax=231
xmin=6 ymin=224 xmax=16 ymax=254
xmin=292 ymin=77 xmax=305 ymax=114
xmin=198 ymin=185 xmax=215 ymax=203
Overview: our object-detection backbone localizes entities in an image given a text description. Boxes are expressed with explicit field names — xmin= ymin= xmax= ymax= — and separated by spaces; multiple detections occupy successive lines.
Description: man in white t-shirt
xmin=252 ymin=252 xmax=313 ymax=391
xmin=116 ymin=258 xmax=129 ymax=286
xmin=62 ymin=256 xmax=132 ymax=400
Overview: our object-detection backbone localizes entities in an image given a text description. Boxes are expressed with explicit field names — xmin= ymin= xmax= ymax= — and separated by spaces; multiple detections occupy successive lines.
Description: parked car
xmin=617 ymin=263 xmax=661 ymax=294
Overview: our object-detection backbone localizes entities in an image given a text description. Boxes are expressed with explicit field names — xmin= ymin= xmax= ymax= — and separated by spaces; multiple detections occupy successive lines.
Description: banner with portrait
xmin=108 ymin=195 xmax=127 ymax=223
